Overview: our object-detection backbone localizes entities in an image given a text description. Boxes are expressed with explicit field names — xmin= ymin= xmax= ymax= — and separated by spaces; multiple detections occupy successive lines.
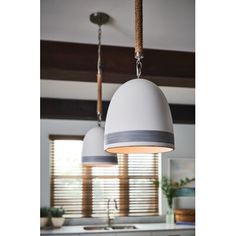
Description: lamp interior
xmin=106 ymin=146 xmax=173 ymax=154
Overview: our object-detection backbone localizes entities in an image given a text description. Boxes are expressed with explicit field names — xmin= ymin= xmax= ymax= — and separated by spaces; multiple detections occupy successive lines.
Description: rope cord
xmin=135 ymin=0 xmax=143 ymax=57
xmin=134 ymin=0 xmax=143 ymax=78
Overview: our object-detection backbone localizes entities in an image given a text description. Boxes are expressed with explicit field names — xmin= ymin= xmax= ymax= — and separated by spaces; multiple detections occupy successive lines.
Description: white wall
xmin=160 ymin=124 xmax=195 ymax=214
xmin=40 ymin=119 xmax=195 ymax=212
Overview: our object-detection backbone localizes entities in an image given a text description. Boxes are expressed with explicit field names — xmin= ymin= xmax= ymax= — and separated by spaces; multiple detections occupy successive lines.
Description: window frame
xmin=49 ymin=135 xmax=160 ymax=218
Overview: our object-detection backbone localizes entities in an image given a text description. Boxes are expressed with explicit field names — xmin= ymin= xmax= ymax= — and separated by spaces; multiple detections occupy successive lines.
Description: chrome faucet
xmin=107 ymin=198 xmax=118 ymax=227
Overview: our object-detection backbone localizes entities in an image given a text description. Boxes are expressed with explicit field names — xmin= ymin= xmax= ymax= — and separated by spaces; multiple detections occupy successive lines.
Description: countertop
xmin=41 ymin=223 xmax=195 ymax=235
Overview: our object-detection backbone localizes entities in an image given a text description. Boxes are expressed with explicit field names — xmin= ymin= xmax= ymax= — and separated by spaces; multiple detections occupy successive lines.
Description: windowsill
xmin=64 ymin=215 xmax=166 ymax=226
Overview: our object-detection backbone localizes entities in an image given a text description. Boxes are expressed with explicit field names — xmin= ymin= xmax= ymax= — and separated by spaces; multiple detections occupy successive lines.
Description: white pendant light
xmin=104 ymin=0 xmax=174 ymax=154
xmin=82 ymin=12 xmax=117 ymax=166
xmin=82 ymin=126 xmax=118 ymax=166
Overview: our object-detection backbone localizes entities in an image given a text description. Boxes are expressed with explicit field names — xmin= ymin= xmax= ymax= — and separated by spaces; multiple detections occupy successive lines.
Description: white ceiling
xmin=41 ymin=0 xmax=195 ymax=52
xmin=41 ymin=0 xmax=195 ymax=105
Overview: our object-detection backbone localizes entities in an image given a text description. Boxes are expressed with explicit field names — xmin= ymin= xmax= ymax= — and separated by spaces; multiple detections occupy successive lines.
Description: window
xmin=50 ymin=135 xmax=160 ymax=218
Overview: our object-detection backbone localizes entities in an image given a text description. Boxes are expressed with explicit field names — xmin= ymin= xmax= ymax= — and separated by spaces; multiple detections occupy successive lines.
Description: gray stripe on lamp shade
xmin=82 ymin=155 xmax=118 ymax=164
xmin=105 ymin=130 xmax=174 ymax=146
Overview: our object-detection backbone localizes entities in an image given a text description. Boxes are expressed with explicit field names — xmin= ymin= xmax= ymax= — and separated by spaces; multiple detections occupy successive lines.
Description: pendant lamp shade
xmin=82 ymin=126 xmax=118 ymax=166
xmin=104 ymin=79 xmax=175 ymax=154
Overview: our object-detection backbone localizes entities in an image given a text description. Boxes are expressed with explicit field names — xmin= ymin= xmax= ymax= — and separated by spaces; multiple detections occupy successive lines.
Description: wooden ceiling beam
xmin=41 ymin=40 xmax=195 ymax=88
xmin=40 ymin=98 xmax=195 ymax=124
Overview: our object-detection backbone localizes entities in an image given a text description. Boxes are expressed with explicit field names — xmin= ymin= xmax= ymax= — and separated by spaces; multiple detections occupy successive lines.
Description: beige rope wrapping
xmin=135 ymin=0 xmax=143 ymax=57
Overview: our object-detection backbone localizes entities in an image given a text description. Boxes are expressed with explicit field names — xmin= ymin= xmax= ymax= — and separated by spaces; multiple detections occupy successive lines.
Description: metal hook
xmin=136 ymin=58 xmax=142 ymax=78
xmin=97 ymin=113 xmax=102 ymax=127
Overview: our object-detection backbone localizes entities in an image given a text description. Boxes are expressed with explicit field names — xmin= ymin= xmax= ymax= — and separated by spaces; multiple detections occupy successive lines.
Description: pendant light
xmin=104 ymin=0 xmax=175 ymax=154
xmin=82 ymin=12 xmax=118 ymax=166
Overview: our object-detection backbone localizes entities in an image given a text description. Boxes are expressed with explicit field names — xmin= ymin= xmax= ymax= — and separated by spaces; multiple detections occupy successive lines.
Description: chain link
xmin=97 ymin=113 xmax=102 ymax=127
xmin=97 ymin=25 xmax=102 ymax=125
xmin=97 ymin=25 xmax=102 ymax=74
xmin=136 ymin=58 xmax=142 ymax=78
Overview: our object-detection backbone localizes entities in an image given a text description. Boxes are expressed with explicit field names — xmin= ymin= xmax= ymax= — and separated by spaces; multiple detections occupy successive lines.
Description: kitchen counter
xmin=41 ymin=223 xmax=195 ymax=235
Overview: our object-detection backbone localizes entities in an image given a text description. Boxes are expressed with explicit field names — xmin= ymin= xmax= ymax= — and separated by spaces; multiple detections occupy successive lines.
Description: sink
xmin=83 ymin=225 xmax=137 ymax=231
xmin=83 ymin=226 xmax=111 ymax=231
xmin=111 ymin=225 xmax=137 ymax=230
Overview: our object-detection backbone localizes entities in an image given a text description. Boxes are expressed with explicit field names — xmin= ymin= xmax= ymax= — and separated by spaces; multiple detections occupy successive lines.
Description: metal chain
xmin=97 ymin=25 xmax=102 ymax=125
xmin=97 ymin=25 xmax=102 ymax=75
xmin=136 ymin=57 xmax=142 ymax=78
xmin=97 ymin=113 xmax=102 ymax=127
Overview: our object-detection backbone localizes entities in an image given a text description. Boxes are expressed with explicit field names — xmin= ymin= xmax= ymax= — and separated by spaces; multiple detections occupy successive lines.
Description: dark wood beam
xmin=41 ymin=40 xmax=195 ymax=88
xmin=40 ymin=98 xmax=195 ymax=124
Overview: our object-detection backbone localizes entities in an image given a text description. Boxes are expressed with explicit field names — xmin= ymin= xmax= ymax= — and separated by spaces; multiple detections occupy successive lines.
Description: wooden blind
xmin=50 ymin=136 xmax=159 ymax=218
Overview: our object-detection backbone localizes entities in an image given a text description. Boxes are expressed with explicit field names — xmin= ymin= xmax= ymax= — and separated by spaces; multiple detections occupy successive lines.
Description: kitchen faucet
xmin=107 ymin=198 xmax=118 ymax=227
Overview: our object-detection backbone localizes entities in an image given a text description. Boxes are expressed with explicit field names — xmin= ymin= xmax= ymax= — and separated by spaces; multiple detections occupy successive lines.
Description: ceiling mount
xmin=90 ymin=12 xmax=109 ymax=26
